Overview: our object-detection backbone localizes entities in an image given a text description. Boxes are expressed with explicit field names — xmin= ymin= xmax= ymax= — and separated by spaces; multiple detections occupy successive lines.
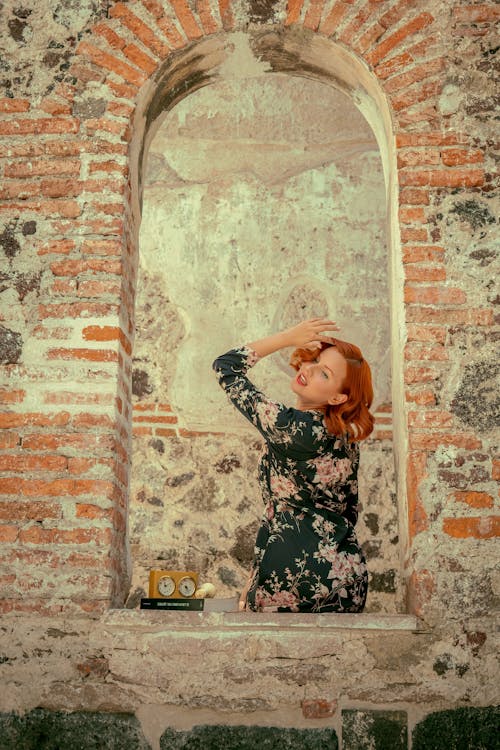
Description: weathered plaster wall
xmin=130 ymin=73 xmax=401 ymax=611
xmin=0 ymin=0 xmax=498 ymax=746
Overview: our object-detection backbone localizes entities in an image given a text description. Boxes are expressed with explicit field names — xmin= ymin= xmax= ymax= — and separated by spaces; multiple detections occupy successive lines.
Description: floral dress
xmin=213 ymin=346 xmax=368 ymax=613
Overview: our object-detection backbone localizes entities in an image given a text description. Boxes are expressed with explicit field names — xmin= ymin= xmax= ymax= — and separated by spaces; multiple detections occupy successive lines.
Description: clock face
xmin=157 ymin=575 xmax=175 ymax=597
xmin=178 ymin=576 xmax=196 ymax=598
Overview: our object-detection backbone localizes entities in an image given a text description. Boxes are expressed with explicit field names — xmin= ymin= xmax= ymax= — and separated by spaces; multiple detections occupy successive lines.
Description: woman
xmin=213 ymin=318 xmax=374 ymax=613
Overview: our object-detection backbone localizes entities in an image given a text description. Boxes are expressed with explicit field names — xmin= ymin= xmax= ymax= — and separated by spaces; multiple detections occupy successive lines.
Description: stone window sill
xmin=106 ymin=609 xmax=423 ymax=632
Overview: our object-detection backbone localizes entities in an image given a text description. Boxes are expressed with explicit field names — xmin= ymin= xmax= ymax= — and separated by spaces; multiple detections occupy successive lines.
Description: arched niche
xmin=127 ymin=28 xmax=406 ymax=612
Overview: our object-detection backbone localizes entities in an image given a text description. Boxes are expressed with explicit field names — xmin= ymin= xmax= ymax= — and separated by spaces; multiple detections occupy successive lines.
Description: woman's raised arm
xmin=247 ymin=318 xmax=340 ymax=359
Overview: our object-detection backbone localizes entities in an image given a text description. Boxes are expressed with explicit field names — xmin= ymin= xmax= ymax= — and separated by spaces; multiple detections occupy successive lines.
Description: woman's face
xmin=291 ymin=347 xmax=348 ymax=411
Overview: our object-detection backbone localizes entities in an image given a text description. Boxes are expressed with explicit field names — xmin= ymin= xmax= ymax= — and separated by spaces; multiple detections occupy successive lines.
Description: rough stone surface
xmin=160 ymin=725 xmax=337 ymax=749
xmin=0 ymin=324 xmax=23 ymax=364
xmin=412 ymin=706 xmax=500 ymax=750
xmin=0 ymin=709 xmax=152 ymax=750
xmin=342 ymin=710 xmax=407 ymax=750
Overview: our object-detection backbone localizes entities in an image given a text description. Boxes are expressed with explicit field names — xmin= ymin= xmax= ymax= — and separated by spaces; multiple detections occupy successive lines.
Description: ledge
xmin=102 ymin=608 xmax=424 ymax=633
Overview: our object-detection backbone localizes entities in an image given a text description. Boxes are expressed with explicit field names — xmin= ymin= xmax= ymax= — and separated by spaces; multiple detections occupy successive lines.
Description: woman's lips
xmin=297 ymin=373 xmax=307 ymax=386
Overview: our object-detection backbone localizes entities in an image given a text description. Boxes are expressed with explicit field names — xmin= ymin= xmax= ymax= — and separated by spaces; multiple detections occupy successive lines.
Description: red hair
xmin=290 ymin=339 xmax=374 ymax=442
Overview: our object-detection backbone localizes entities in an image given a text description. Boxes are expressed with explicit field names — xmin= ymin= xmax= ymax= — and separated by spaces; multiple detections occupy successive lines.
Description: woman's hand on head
xmin=282 ymin=318 xmax=340 ymax=349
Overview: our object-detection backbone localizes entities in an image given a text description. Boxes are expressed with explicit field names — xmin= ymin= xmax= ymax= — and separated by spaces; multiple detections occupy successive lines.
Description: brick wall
xmin=0 ymin=0 xmax=498 ymax=729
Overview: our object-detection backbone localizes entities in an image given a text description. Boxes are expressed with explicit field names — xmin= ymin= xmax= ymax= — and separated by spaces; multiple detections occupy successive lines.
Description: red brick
xmin=195 ymin=0 xmax=219 ymax=33
xmin=76 ymin=280 xmax=122 ymax=298
xmin=77 ymin=41 xmax=145 ymax=87
xmin=378 ymin=0 xmax=420 ymax=29
xmin=403 ymin=245 xmax=445 ymax=267
xmin=47 ymin=348 xmax=119 ymax=363
xmin=301 ymin=699 xmax=337 ymax=719
xmin=399 ymin=168 xmax=484 ymax=188
xmin=407 ymin=569 xmax=435 ymax=617
xmin=410 ymin=433 xmax=482 ymax=450
xmin=443 ymin=516 xmax=499 ymax=539
xmin=133 ymin=426 xmax=153 ymax=436
xmin=81 ymin=239 xmax=122 ymax=256
xmin=375 ymin=50 xmax=413 ymax=79
xmin=4 ymin=158 xmax=81 ymax=178
xmin=400 ymin=227 xmax=428 ymax=242
xmin=18 ymin=526 xmax=113 ymax=545
xmin=398 ymin=148 xmax=440 ymax=168
xmin=453 ymin=5 xmax=500 ymax=23
xmin=406 ymin=307 xmax=493 ymax=326
xmin=303 ymin=0 xmax=326 ymax=31
xmin=391 ymin=80 xmax=442 ymax=112
xmin=408 ymin=410 xmax=453 ymax=428
xmin=50 ymin=258 xmax=122 ymax=276
xmin=404 ymin=366 xmax=441 ymax=384
xmin=0 ymin=501 xmax=61 ymax=520
xmin=0 ymin=455 xmax=67 ymax=472
xmin=167 ymin=0 xmax=203 ymax=38
xmin=122 ymin=43 xmax=157 ymax=74
xmin=88 ymin=159 xmax=128 ymax=175
xmin=441 ymin=148 xmax=484 ymax=166
xmin=450 ymin=491 xmax=494 ymax=509
xmin=37 ymin=239 xmax=76 ymax=256
xmin=355 ymin=22 xmax=385 ymax=54
xmin=155 ymin=14 xmax=186 ymax=47
xmin=0 ymin=199 xmax=81 ymax=218
xmin=366 ymin=12 xmax=435 ymax=66
xmin=109 ymin=3 xmax=171 ymax=56
xmin=67 ymin=457 xmax=112 ymax=474
xmin=133 ymin=415 xmax=178 ymax=424
xmin=0 ymin=433 xmax=20 ymax=449
xmin=0 ymin=524 xmax=19 ymax=542
xmin=397 ymin=132 xmax=467 ymax=147
xmin=404 ymin=343 xmax=448 ymax=361
xmin=406 ymin=324 xmax=446 ymax=344
xmin=339 ymin=2 xmax=378 ymax=45
xmin=399 ymin=206 xmax=426 ymax=223
xmin=93 ymin=21 xmax=127 ymax=51
xmin=407 ymin=450 xmax=429 ymax=540
xmin=39 ymin=302 xmax=119 ymax=319
xmin=0 ymin=98 xmax=30 ymax=112
xmin=0 ymin=389 xmax=25 ymax=404
xmin=82 ymin=325 xmax=120 ymax=342
xmin=39 ymin=98 xmax=73 ymax=116
xmin=286 ymin=0 xmax=305 ymax=25
xmin=404 ymin=265 xmax=446 ymax=282
xmin=72 ymin=413 xmax=115 ymax=429
xmin=319 ymin=1 xmax=352 ymax=35
xmin=405 ymin=389 xmax=436 ymax=406
xmin=0 ymin=412 xmax=71 ymax=429
xmin=492 ymin=460 xmax=500 ymax=482
xmin=32 ymin=325 xmax=73 ymax=340
xmin=404 ymin=285 xmax=467 ymax=305
xmin=0 ymin=118 xmax=79 ymax=136
xmin=51 ymin=279 xmax=78 ymax=295
xmin=76 ymin=503 xmax=112 ymax=519
xmin=399 ymin=187 xmax=430 ymax=205
xmin=1 ymin=478 xmax=115 ymax=498
xmin=43 ymin=391 xmax=114 ymax=406
xmin=22 ymin=432 xmax=114 ymax=452
xmin=385 ymin=58 xmax=445 ymax=94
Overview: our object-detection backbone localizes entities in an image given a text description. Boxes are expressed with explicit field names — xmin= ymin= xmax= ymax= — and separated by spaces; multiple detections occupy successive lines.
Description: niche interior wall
xmin=0 ymin=1 xmax=498 ymax=741
xmin=130 ymin=70 xmax=400 ymax=611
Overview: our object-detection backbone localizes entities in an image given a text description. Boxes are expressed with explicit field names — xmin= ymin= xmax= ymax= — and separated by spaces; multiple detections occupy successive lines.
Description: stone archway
xmin=125 ymin=27 xmax=405 ymax=609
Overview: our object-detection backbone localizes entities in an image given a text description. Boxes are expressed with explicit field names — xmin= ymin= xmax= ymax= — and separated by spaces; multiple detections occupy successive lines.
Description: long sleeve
xmin=213 ymin=346 xmax=317 ymax=451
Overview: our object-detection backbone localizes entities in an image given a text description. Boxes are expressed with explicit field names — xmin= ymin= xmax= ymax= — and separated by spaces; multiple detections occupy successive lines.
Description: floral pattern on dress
xmin=213 ymin=346 xmax=368 ymax=613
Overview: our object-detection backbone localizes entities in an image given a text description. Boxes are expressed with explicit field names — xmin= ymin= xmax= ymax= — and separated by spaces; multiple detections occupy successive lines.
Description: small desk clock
xmin=148 ymin=569 xmax=198 ymax=599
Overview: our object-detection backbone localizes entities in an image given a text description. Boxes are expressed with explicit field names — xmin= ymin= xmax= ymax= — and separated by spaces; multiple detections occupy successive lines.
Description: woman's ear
xmin=328 ymin=393 xmax=348 ymax=406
